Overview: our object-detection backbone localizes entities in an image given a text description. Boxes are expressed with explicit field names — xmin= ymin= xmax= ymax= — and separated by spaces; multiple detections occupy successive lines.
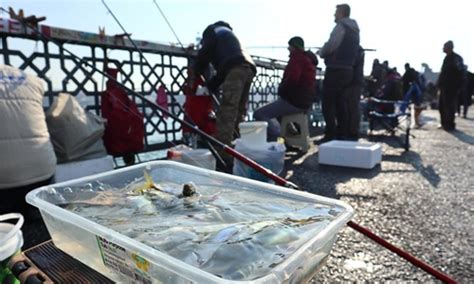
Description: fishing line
xmin=3 ymin=8 xmax=284 ymax=183
xmin=101 ymin=0 xmax=227 ymax=169
xmin=151 ymin=0 xmax=184 ymax=49
xmin=149 ymin=0 xmax=226 ymax=107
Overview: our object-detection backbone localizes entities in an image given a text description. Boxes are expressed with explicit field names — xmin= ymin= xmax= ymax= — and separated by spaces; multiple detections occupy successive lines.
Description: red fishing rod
xmin=10 ymin=12 xmax=456 ymax=283
xmin=10 ymin=14 xmax=297 ymax=189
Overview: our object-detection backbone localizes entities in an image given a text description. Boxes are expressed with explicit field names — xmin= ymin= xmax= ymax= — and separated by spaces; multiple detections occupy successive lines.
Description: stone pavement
xmin=282 ymin=109 xmax=473 ymax=283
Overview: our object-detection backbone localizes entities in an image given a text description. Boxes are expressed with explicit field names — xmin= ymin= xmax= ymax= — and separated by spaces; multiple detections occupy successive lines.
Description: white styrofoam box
xmin=319 ymin=140 xmax=382 ymax=169
xmin=26 ymin=161 xmax=353 ymax=284
xmin=55 ymin=156 xmax=114 ymax=182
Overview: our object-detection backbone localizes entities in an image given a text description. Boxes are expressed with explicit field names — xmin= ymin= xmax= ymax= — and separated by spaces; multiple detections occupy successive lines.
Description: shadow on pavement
xmin=382 ymin=150 xmax=441 ymax=188
xmin=282 ymin=132 xmax=443 ymax=199
xmin=448 ymin=129 xmax=474 ymax=145
xmin=367 ymin=133 xmax=408 ymax=151
xmin=282 ymin=149 xmax=381 ymax=200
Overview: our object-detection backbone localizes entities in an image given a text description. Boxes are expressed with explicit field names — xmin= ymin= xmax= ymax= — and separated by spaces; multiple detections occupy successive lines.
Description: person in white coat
xmin=0 ymin=64 xmax=56 ymax=248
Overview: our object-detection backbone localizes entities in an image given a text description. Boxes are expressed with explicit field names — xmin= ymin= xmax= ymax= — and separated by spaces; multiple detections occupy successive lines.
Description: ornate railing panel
xmin=0 ymin=18 xmax=289 ymax=158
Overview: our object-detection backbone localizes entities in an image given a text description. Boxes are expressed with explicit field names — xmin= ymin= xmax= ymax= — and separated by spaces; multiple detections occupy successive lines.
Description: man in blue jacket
xmin=194 ymin=21 xmax=256 ymax=168
xmin=317 ymin=4 xmax=360 ymax=141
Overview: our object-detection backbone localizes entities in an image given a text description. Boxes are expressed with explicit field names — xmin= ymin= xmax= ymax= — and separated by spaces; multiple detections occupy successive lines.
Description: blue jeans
xmin=401 ymin=83 xmax=422 ymax=113
xmin=253 ymin=98 xmax=306 ymax=140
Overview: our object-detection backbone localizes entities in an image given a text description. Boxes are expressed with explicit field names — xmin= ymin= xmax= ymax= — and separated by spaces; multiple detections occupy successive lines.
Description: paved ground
xmin=282 ymin=109 xmax=473 ymax=283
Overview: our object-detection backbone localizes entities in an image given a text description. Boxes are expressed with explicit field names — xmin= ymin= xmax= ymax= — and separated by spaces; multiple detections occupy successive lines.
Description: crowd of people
xmin=367 ymin=41 xmax=472 ymax=131
xmin=191 ymin=3 xmax=472 ymax=161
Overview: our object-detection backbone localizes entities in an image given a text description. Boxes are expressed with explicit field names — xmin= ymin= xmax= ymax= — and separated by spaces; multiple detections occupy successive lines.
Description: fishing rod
xmin=112 ymin=5 xmax=457 ymax=279
xmin=10 ymin=12 xmax=296 ymax=189
xmin=8 ymin=12 xmax=457 ymax=283
xmin=105 ymin=0 xmax=222 ymax=111
xmin=101 ymin=0 xmax=229 ymax=170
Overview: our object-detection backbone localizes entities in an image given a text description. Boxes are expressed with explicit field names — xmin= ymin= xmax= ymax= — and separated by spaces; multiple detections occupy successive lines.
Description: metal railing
xmin=0 ymin=18 xmax=290 ymax=158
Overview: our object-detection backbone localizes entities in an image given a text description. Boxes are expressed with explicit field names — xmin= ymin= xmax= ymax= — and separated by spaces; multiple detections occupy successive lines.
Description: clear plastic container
xmin=167 ymin=144 xmax=216 ymax=170
xmin=233 ymin=139 xmax=286 ymax=183
xmin=26 ymin=161 xmax=353 ymax=283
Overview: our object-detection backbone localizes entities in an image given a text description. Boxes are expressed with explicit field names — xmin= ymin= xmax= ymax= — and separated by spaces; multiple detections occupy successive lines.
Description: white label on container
xmin=96 ymin=235 xmax=153 ymax=284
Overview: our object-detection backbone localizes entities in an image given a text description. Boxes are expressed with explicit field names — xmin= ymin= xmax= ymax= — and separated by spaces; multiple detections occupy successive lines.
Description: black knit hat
xmin=288 ymin=36 xmax=304 ymax=50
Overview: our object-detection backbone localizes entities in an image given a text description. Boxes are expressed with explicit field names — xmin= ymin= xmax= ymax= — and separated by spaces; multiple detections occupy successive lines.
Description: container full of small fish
xmin=26 ymin=161 xmax=353 ymax=283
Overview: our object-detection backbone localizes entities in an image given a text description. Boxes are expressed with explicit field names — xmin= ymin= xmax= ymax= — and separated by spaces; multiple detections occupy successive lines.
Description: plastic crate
xmin=27 ymin=161 xmax=353 ymax=283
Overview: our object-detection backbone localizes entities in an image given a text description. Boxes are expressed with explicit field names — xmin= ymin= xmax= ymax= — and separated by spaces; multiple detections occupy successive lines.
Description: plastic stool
xmin=281 ymin=112 xmax=310 ymax=152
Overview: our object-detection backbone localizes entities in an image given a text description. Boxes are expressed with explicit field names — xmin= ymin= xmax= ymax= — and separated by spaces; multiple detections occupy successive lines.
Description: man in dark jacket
xmin=402 ymin=63 xmax=420 ymax=95
xmin=437 ymin=40 xmax=464 ymax=131
xmin=194 ymin=21 xmax=256 ymax=166
xmin=317 ymin=3 xmax=360 ymax=141
xmin=253 ymin=36 xmax=317 ymax=140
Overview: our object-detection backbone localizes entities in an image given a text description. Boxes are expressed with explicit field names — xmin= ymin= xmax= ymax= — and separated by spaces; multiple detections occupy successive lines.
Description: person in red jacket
xmin=253 ymin=36 xmax=317 ymax=140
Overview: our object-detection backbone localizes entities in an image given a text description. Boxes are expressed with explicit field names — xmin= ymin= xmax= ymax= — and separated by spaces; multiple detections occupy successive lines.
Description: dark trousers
xmin=347 ymin=84 xmax=362 ymax=140
xmin=456 ymin=90 xmax=470 ymax=117
xmin=322 ymin=68 xmax=354 ymax=139
xmin=0 ymin=177 xmax=53 ymax=249
xmin=439 ymin=87 xmax=458 ymax=130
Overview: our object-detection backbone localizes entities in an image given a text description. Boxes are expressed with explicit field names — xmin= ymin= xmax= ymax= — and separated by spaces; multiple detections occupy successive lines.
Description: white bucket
xmin=0 ymin=213 xmax=24 ymax=261
xmin=238 ymin=121 xmax=268 ymax=149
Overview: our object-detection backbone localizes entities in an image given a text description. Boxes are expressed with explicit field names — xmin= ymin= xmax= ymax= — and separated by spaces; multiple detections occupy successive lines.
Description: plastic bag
xmin=46 ymin=93 xmax=107 ymax=163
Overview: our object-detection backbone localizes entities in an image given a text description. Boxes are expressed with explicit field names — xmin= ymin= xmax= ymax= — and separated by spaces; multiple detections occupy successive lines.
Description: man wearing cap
xmin=194 ymin=21 xmax=256 ymax=170
xmin=317 ymin=3 xmax=360 ymax=141
xmin=253 ymin=36 xmax=318 ymax=141
xmin=437 ymin=40 xmax=464 ymax=131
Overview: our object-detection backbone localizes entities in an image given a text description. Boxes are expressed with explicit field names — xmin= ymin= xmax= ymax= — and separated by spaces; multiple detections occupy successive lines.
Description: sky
xmin=1 ymin=0 xmax=472 ymax=76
